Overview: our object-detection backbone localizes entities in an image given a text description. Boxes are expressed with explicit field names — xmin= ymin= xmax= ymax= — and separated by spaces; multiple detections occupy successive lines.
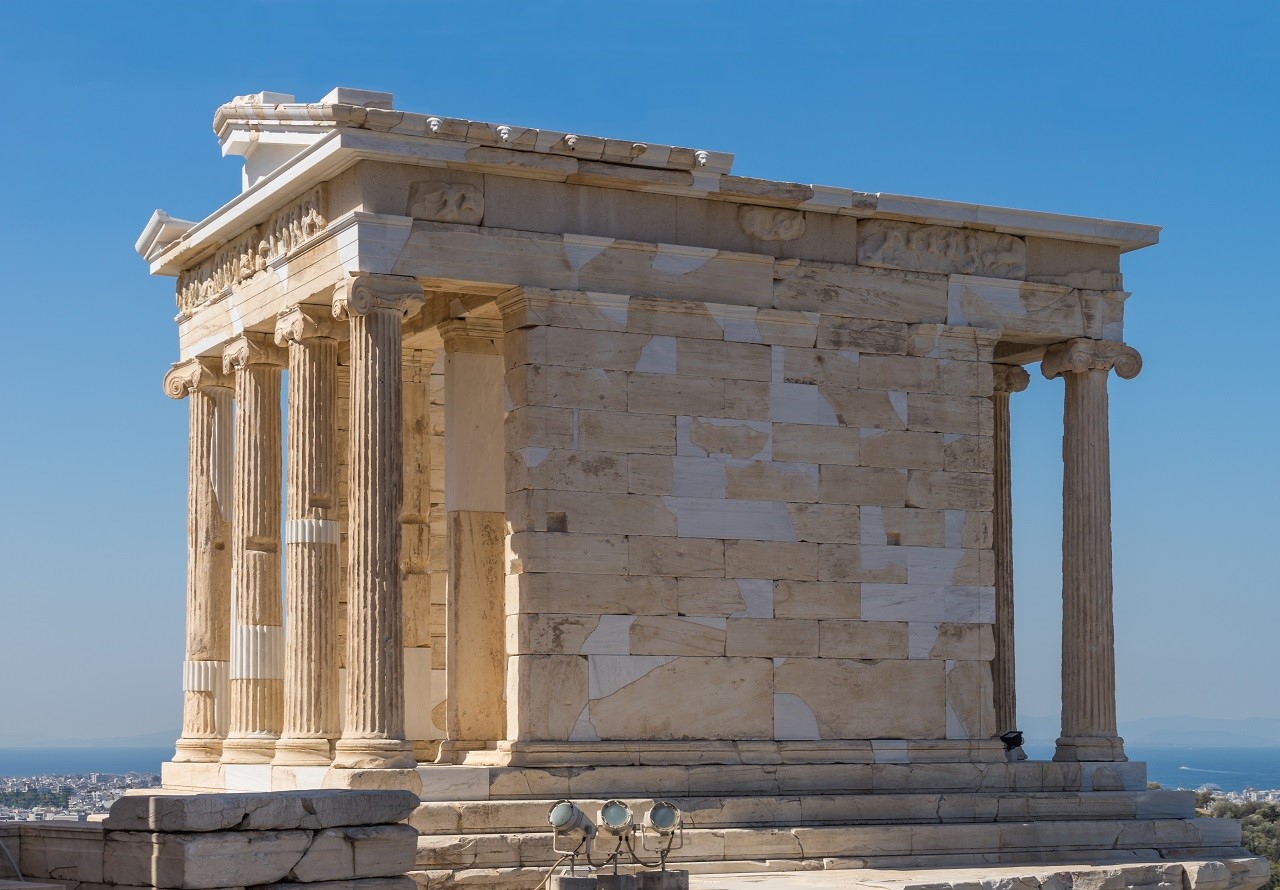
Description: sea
xmin=1 ymin=745 xmax=1277 ymax=792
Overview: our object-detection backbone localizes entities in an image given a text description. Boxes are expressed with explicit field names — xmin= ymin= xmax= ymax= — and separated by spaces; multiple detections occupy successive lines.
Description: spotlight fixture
xmin=548 ymin=800 xmax=596 ymax=854
xmin=598 ymin=799 xmax=635 ymax=836
xmin=645 ymin=801 xmax=682 ymax=836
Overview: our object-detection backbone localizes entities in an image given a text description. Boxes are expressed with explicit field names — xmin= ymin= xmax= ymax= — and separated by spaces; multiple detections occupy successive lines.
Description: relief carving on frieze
xmin=738 ymin=205 xmax=806 ymax=241
xmin=407 ymin=181 xmax=484 ymax=225
xmin=176 ymin=185 xmax=327 ymax=314
xmin=858 ymin=219 xmax=1025 ymax=279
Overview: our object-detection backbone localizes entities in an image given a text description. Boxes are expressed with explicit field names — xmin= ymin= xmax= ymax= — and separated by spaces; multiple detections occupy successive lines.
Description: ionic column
xmin=164 ymin=358 xmax=233 ymax=763
xmin=991 ymin=363 xmax=1029 ymax=736
xmin=274 ymin=306 xmax=341 ymax=765
xmin=1042 ymin=339 xmax=1142 ymax=763
xmin=439 ymin=318 xmax=507 ymax=760
xmin=221 ymin=333 xmax=286 ymax=764
xmin=403 ymin=350 xmax=441 ymax=762
xmin=331 ymin=274 xmax=424 ymax=770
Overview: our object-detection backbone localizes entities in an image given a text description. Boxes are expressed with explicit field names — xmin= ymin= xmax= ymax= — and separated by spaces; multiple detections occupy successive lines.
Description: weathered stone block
xmin=291 ymin=825 xmax=418 ymax=882
xmin=104 ymin=790 xmax=420 ymax=833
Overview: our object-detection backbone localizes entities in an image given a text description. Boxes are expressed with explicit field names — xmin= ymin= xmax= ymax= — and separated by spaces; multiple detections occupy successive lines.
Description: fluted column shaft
xmin=221 ymin=333 xmax=286 ymax=764
xmin=165 ymin=360 xmax=233 ymax=763
xmin=991 ymin=364 xmax=1028 ymax=737
xmin=1043 ymin=339 xmax=1141 ymax=763
xmin=275 ymin=307 xmax=341 ymax=765
xmin=332 ymin=275 xmax=423 ymax=770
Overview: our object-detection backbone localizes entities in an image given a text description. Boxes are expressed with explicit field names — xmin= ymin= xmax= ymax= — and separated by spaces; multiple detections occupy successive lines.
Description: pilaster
xmin=1042 ymin=338 xmax=1141 ymax=763
xmin=438 ymin=317 xmax=507 ymax=761
xmin=990 ymin=363 xmax=1029 ymax=738
xmin=403 ymin=350 xmax=442 ymax=762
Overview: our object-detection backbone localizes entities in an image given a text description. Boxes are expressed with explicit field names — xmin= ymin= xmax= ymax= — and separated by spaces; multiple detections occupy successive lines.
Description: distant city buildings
xmin=0 ymin=772 xmax=160 ymax=821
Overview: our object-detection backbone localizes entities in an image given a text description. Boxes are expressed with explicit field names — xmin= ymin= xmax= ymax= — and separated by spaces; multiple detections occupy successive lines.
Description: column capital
xmin=333 ymin=273 xmax=424 ymax=321
xmin=275 ymin=303 xmax=343 ymax=346
xmin=223 ymin=332 xmax=286 ymax=374
xmin=991 ymin=364 xmax=1030 ymax=395
xmin=164 ymin=357 xmax=231 ymax=400
xmin=439 ymin=317 xmax=503 ymax=355
xmin=1041 ymin=339 xmax=1142 ymax=381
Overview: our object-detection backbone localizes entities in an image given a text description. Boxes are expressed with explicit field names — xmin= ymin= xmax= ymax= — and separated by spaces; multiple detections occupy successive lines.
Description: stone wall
xmin=502 ymin=288 xmax=1000 ymax=746
xmin=3 ymin=790 xmax=418 ymax=890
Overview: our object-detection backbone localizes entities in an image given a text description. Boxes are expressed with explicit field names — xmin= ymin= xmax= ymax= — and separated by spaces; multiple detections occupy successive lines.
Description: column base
xmin=220 ymin=735 xmax=279 ymax=764
xmin=172 ymin=736 xmax=222 ymax=763
xmin=332 ymin=737 xmax=416 ymax=769
xmin=434 ymin=739 xmax=490 ymax=764
xmin=1053 ymin=736 xmax=1127 ymax=762
xmin=273 ymin=737 xmax=335 ymax=766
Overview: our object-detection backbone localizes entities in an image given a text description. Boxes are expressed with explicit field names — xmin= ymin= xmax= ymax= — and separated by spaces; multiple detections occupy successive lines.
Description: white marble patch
xmin=636 ymin=335 xmax=677 ymax=374
xmin=521 ymin=446 xmax=552 ymax=468
xmin=944 ymin=510 xmax=965 ymax=549
xmin=564 ymin=234 xmax=615 ymax=272
xmin=908 ymin=622 xmax=942 ymax=659
xmin=838 ymin=350 xmax=860 ymax=365
xmin=731 ymin=579 xmax=774 ymax=618
xmin=906 ymin=547 xmax=966 ymax=585
xmin=416 ymin=766 xmax=492 ymax=802
xmin=888 ymin=391 xmax=908 ymax=426
xmin=587 ymin=292 xmax=629 ymax=326
xmin=862 ymin=544 xmax=909 ymax=573
xmin=872 ymin=740 xmax=911 ymax=763
xmin=581 ymin=616 xmax=636 ymax=655
xmin=223 ymin=764 xmax=272 ymax=793
xmin=774 ymin=693 xmax=821 ymax=740
xmin=771 ymin=345 xmax=786 ymax=383
xmin=663 ymin=496 xmax=798 ymax=542
xmin=710 ymin=304 xmax=762 ymax=343
xmin=861 ymin=506 xmax=887 ymax=546
xmin=946 ymin=701 xmax=967 ymax=739
xmin=946 ymin=586 xmax=996 ymax=624
xmin=653 ymin=243 xmax=716 ymax=275
xmin=672 ymin=456 xmax=728 ymax=498
xmin=947 ymin=276 xmax=1026 ymax=328
xmin=285 ymin=519 xmax=340 ymax=544
xmin=289 ymin=767 xmax=330 ymax=790
xmin=769 ymin=383 xmax=838 ymax=425
xmin=802 ymin=185 xmax=854 ymax=209
xmin=569 ymin=705 xmax=600 ymax=742
xmin=588 ymin=654 xmax=676 ymax=699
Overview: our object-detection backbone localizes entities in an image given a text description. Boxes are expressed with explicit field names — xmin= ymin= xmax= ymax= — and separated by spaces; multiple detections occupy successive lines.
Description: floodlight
xmin=548 ymin=800 xmax=596 ymax=854
xmin=598 ymin=799 xmax=635 ymax=836
xmin=645 ymin=801 xmax=682 ymax=836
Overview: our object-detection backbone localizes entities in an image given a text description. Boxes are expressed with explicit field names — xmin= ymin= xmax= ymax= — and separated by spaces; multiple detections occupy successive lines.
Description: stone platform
xmin=390 ymin=762 xmax=1268 ymax=890
xmin=688 ymin=859 xmax=1271 ymax=890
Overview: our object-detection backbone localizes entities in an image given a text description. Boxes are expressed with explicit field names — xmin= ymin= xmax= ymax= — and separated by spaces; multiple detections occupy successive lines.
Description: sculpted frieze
xmin=738 ymin=205 xmax=806 ymax=241
xmin=176 ymin=186 xmax=328 ymax=315
xmin=859 ymin=220 xmax=1025 ymax=279
xmin=407 ymin=181 xmax=483 ymax=225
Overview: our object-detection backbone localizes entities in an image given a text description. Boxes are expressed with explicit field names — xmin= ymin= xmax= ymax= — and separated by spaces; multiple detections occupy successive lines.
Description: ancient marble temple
xmin=137 ymin=89 xmax=1266 ymax=885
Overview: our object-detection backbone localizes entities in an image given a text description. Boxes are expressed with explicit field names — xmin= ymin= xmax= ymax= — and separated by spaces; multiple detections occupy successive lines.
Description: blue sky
xmin=0 ymin=1 xmax=1276 ymax=742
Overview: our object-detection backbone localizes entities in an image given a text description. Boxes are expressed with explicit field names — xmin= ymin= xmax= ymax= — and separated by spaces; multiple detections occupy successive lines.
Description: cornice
xmin=142 ymin=90 xmax=1163 ymax=283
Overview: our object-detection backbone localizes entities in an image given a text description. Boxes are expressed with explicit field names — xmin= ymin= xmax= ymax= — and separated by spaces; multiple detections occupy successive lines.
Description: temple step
xmin=412 ymin=817 xmax=1243 ymax=872
xmin=408 ymin=850 xmax=1269 ymax=890
xmin=417 ymin=761 xmax=1149 ymax=801
xmin=410 ymin=790 xmax=1194 ymax=834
